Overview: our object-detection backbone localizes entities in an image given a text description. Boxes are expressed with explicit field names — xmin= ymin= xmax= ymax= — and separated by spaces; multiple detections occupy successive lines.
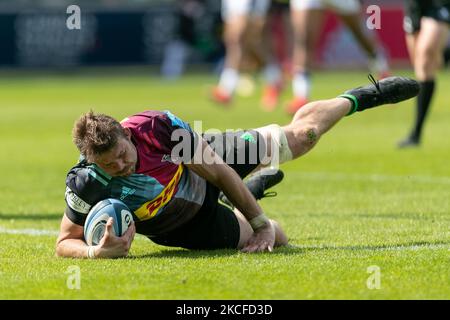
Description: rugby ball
xmin=84 ymin=198 xmax=134 ymax=246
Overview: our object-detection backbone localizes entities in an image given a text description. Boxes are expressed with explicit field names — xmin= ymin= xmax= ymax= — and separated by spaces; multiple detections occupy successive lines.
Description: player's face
xmin=92 ymin=131 xmax=138 ymax=177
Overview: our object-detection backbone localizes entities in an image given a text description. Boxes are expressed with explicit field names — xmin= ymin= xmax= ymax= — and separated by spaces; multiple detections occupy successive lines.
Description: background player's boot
xmin=285 ymin=96 xmax=308 ymax=115
xmin=261 ymin=83 xmax=282 ymax=111
xmin=210 ymin=86 xmax=232 ymax=105
xmin=397 ymin=135 xmax=420 ymax=148
xmin=369 ymin=52 xmax=391 ymax=79
xmin=219 ymin=168 xmax=284 ymax=208
xmin=339 ymin=75 xmax=420 ymax=115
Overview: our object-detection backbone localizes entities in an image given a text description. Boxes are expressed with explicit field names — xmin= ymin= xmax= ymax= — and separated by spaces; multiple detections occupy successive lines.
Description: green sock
xmin=338 ymin=94 xmax=359 ymax=116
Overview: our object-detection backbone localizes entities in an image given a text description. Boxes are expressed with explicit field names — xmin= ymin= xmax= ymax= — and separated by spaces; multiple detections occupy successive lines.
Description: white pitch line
xmin=289 ymin=171 xmax=450 ymax=185
xmin=0 ymin=226 xmax=59 ymax=236
xmin=0 ymin=226 xmax=446 ymax=252
xmin=0 ymin=226 xmax=148 ymax=241
xmin=288 ymin=243 xmax=449 ymax=252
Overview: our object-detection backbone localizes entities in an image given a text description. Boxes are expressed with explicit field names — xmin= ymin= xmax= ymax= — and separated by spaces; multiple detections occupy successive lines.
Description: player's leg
xmin=339 ymin=13 xmax=390 ymax=79
xmin=410 ymin=18 xmax=448 ymax=80
xmin=288 ymin=0 xmax=324 ymax=114
xmin=399 ymin=17 xmax=449 ymax=147
xmin=283 ymin=98 xmax=351 ymax=158
xmin=405 ymin=32 xmax=418 ymax=65
xmin=255 ymin=76 xmax=420 ymax=165
xmin=235 ymin=209 xmax=288 ymax=249
xmin=241 ymin=0 xmax=270 ymax=65
xmin=212 ymin=0 xmax=250 ymax=104
xmin=259 ymin=14 xmax=284 ymax=111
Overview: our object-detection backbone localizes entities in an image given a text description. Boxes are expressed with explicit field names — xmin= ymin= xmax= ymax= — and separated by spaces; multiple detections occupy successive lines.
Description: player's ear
xmin=123 ymin=127 xmax=132 ymax=140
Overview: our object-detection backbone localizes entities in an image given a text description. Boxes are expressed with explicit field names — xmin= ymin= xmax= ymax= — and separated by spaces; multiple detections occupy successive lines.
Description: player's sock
xmin=368 ymin=52 xmax=390 ymax=79
xmin=263 ymin=63 xmax=282 ymax=87
xmin=292 ymin=71 xmax=311 ymax=99
xmin=397 ymin=79 xmax=435 ymax=148
xmin=339 ymin=75 xmax=420 ymax=116
xmin=218 ymin=68 xmax=239 ymax=96
xmin=410 ymin=80 xmax=435 ymax=141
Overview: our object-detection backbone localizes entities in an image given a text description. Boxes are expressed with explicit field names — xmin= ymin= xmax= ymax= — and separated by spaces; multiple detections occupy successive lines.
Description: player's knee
xmin=295 ymin=125 xmax=320 ymax=148
xmin=284 ymin=123 xmax=321 ymax=158
xmin=224 ymin=35 xmax=241 ymax=49
xmin=416 ymin=46 xmax=438 ymax=66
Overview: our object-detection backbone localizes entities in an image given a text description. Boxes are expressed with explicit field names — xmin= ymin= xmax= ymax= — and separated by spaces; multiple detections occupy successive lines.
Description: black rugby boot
xmin=339 ymin=74 xmax=420 ymax=115
xmin=219 ymin=168 xmax=284 ymax=208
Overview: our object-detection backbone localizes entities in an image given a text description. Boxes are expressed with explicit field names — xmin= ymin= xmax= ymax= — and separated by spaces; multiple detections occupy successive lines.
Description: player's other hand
xmin=95 ymin=217 xmax=136 ymax=258
xmin=241 ymin=221 xmax=276 ymax=253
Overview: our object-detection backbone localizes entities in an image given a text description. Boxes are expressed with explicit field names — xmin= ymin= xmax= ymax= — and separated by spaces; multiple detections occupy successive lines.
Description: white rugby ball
xmin=84 ymin=198 xmax=134 ymax=246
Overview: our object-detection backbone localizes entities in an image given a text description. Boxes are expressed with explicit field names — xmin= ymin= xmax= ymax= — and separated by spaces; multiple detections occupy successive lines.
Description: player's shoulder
xmin=122 ymin=110 xmax=191 ymax=131
xmin=65 ymin=160 xmax=111 ymax=211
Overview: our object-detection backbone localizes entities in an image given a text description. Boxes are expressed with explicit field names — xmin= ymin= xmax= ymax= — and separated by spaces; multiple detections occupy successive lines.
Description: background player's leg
xmin=288 ymin=5 xmax=324 ymax=114
xmin=339 ymin=13 xmax=390 ymax=78
xmin=399 ymin=18 xmax=449 ymax=147
xmin=212 ymin=1 xmax=249 ymax=104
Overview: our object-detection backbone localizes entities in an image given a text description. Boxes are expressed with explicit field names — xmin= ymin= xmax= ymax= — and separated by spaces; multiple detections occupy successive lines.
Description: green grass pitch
xmin=0 ymin=68 xmax=448 ymax=299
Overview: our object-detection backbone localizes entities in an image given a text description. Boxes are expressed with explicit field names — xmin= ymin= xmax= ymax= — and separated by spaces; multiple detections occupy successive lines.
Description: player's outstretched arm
xmin=56 ymin=214 xmax=93 ymax=258
xmin=55 ymin=214 xmax=135 ymax=259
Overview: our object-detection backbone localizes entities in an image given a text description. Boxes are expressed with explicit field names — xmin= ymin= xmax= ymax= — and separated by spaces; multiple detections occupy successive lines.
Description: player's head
xmin=72 ymin=111 xmax=137 ymax=177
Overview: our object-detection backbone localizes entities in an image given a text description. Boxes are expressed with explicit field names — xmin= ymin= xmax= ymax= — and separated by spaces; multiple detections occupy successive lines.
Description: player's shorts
xmin=290 ymin=0 xmax=361 ymax=14
xmin=403 ymin=0 xmax=450 ymax=34
xmin=221 ymin=0 xmax=271 ymax=21
xmin=150 ymin=130 xmax=266 ymax=250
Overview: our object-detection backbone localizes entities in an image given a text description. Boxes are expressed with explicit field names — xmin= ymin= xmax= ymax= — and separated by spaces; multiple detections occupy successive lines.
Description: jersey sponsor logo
xmin=65 ymin=187 xmax=91 ymax=214
xmin=134 ymin=165 xmax=184 ymax=220
xmin=120 ymin=186 xmax=136 ymax=201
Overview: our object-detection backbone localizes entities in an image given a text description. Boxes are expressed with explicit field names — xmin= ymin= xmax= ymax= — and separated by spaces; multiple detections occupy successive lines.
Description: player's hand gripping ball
xmin=84 ymin=198 xmax=134 ymax=246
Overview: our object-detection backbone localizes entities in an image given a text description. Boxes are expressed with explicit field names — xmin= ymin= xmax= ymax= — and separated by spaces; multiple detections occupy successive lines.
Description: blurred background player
xmin=398 ymin=0 xmax=450 ymax=148
xmin=161 ymin=0 xmax=222 ymax=80
xmin=161 ymin=0 xmax=207 ymax=79
xmin=287 ymin=0 xmax=391 ymax=114
xmin=211 ymin=0 xmax=283 ymax=110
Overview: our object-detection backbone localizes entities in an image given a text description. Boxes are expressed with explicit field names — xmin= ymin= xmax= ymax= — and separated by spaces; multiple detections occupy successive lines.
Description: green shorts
xmin=404 ymin=0 xmax=450 ymax=33
xmin=150 ymin=130 xmax=266 ymax=250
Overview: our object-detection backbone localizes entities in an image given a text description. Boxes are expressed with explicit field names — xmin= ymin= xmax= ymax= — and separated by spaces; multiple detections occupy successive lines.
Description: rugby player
xmin=56 ymin=76 xmax=419 ymax=259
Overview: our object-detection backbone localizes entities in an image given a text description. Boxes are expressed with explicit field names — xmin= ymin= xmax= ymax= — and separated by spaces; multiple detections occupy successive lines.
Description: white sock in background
xmin=218 ymin=68 xmax=239 ymax=96
xmin=368 ymin=52 xmax=389 ymax=76
xmin=160 ymin=40 xmax=188 ymax=79
xmin=263 ymin=63 xmax=282 ymax=87
xmin=292 ymin=72 xmax=311 ymax=99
